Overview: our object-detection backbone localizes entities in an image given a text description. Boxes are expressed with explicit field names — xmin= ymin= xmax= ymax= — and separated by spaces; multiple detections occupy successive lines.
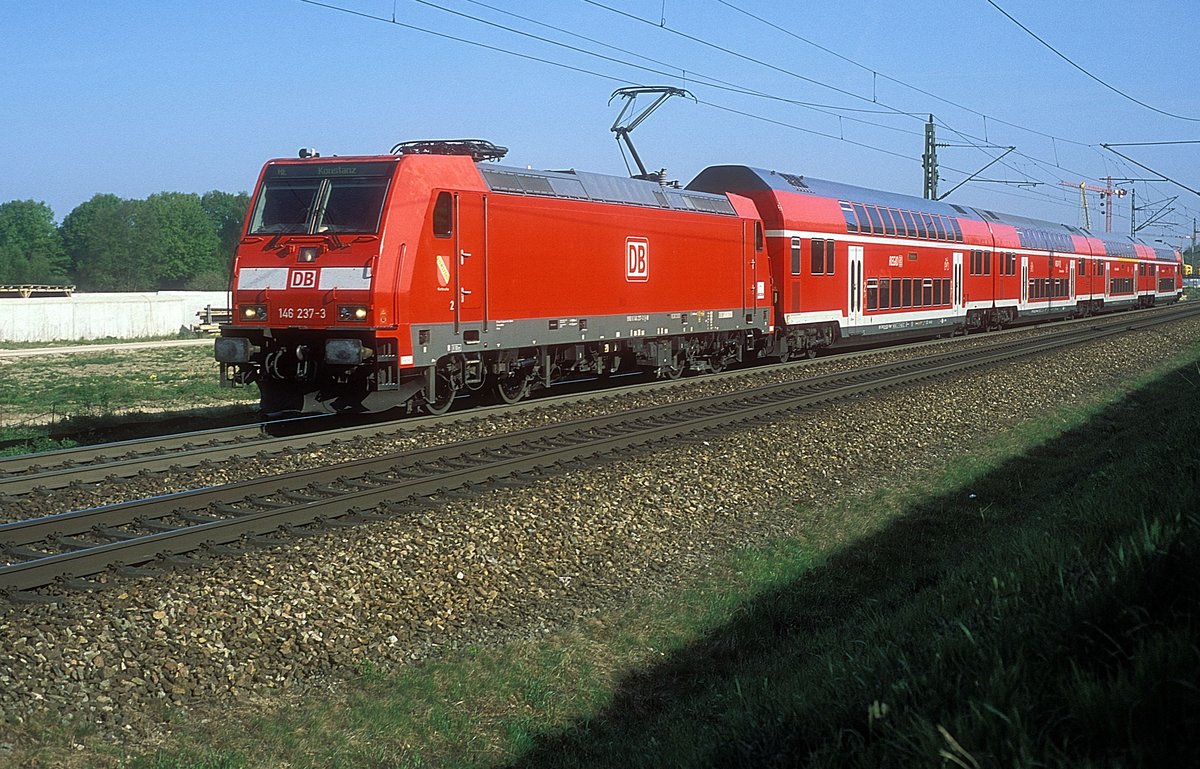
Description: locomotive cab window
xmin=248 ymin=161 xmax=394 ymax=235
xmin=433 ymin=191 xmax=453 ymax=238
xmin=754 ymin=221 xmax=764 ymax=252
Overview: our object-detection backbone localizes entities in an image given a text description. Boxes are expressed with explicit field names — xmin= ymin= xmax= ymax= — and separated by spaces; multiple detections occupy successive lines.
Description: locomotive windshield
xmin=248 ymin=161 xmax=395 ymax=235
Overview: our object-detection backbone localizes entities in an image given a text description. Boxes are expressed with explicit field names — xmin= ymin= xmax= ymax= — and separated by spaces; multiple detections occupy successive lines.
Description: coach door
xmin=1021 ymin=256 xmax=1029 ymax=305
xmin=452 ymin=192 xmax=488 ymax=341
xmin=847 ymin=245 xmax=864 ymax=326
xmin=952 ymin=251 xmax=963 ymax=313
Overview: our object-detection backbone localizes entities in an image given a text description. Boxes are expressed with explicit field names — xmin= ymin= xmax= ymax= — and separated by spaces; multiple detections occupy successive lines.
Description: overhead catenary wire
xmin=695 ymin=1 xmax=1199 ymax=220
xmin=579 ymin=0 xmax=1123 ymax=197
xmin=296 ymin=1 xmax=943 ymax=159
xmin=983 ymin=0 xmax=1200 ymax=123
xmin=689 ymin=1 xmax=1160 ymax=202
xmin=295 ymin=0 xmax=1184 ymax=220
xmin=713 ymin=0 xmax=1092 ymax=149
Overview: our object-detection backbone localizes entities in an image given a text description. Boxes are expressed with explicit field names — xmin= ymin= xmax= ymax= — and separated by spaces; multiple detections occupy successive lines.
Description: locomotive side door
xmin=846 ymin=245 xmax=864 ymax=327
xmin=747 ymin=220 xmax=763 ymax=317
xmin=452 ymin=191 xmax=488 ymax=341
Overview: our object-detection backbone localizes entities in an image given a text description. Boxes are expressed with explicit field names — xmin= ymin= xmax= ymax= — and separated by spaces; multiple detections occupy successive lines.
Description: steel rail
xmin=1 ymin=307 xmax=1171 ymax=543
xmin=2 ymin=303 xmax=1193 ymax=497
xmin=2 ymin=304 xmax=1192 ymax=601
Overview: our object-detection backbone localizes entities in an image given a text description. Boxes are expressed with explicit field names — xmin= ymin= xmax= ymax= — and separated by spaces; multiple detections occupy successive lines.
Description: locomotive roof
xmin=688 ymin=165 xmax=1178 ymax=261
xmin=478 ymin=164 xmax=737 ymax=216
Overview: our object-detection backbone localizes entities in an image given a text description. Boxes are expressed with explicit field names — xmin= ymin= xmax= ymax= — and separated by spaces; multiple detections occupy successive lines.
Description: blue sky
xmin=3 ymin=0 xmax=1197 ymax=245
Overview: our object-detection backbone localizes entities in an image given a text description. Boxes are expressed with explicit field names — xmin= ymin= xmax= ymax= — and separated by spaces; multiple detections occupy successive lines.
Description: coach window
xmin=852 ymin=203 xmax=870 ymax=234
xmin=899 ymin=210 xmax=917 ymax=237
xmin=923 ymin=279 xmax=934 ymax=306
xmin=934 ymin=278 xmax=943 ymax=305
xmin=840 ymin=201 xmax=859 ymax=233
xmin=881 ymin=209 xmax=897 ymax=236
xmin=930 ymin=215 xmax=945 ymax=241
xmin=865 ymin=206 xmax=884 ymax=235
xmin=433 ymin=191 xmax=453 ymax=238
xmin=866 ymin=279 xmax=878 ymax=310
xmin=811 ymin=238 xmax=825 ymax=274
xmin=824 ymin=239 xmax=835 ymax=274
xmin=916 ymin=213 xmax=936 ymax=239
xmin=1077 ymin=258 xmax=1085 ymax=276
xmin=879 ymin=278 xmax=891 ymax=309
xmin=902 ymin=278 xmax=913 ymax=307
xmin=983 ymin=250 xmax=991 ymax=275
xmin=891 ymin=279 xmax=902 ymax=308
xmin=790 ymin=237 xmax=802 ymax=275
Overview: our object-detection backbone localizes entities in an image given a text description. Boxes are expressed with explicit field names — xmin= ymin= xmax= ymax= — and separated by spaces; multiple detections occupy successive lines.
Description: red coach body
xmin=688 ymin=165 xmax=1182 ymax=353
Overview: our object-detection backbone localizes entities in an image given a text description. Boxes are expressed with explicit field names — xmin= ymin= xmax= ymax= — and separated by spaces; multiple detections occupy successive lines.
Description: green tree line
xmin=0 ymin=191 xmax=249 ymax=291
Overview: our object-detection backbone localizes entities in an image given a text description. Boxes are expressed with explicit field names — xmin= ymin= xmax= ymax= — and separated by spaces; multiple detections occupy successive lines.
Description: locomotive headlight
xmin=240 ymin=304 xmax=267 ymax=322
xmin=298 ymin=246 xmax=320 ymax=263
xmin=338 ymin=305 xmax=369 ymax=322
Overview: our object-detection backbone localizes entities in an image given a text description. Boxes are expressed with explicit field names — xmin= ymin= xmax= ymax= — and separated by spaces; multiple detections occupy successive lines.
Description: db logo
xmin=625 ymin=237 xmax=648 ymax=282
xmin=289 ymin=269 xmax=318 ymax=288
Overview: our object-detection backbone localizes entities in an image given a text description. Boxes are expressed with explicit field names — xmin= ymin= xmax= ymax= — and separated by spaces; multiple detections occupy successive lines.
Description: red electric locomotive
xmin=215 ymin=141 xmax=772 ymax=414
xmin=216 ymin=141 xmax=1183 ymax=414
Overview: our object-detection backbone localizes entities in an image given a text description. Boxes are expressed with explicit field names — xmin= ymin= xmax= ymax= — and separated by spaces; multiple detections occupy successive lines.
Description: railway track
xmin=2 ymin=303 xmax=1193 ymax=501
xmin=2 ymin=301 xmax=1196 ymax=602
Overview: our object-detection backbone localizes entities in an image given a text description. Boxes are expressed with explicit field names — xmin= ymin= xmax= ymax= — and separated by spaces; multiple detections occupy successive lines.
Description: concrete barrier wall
xmin=0 ymin=291 xmax=231 ymax=342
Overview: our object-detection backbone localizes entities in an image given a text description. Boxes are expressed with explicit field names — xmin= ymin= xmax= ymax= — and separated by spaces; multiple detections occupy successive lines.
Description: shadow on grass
xmin=499 ymin=363 xmax=1200 ymax=769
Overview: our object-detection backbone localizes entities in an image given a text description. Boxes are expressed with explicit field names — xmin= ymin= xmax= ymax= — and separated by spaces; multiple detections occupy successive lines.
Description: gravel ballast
xmin=1 ymin=315 xmax=1198 ymax=758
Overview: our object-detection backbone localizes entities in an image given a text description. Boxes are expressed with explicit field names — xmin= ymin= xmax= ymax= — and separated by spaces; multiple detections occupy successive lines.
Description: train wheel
xmin=664 ymin=355 xmax=685 ymax=380
xmin=494 ymin=373 xmax=530 ymax=404
xmin=421 ymin=363 xmax=459 ymax=415
xmin=422 ymin=383 xmax=457 ymax=415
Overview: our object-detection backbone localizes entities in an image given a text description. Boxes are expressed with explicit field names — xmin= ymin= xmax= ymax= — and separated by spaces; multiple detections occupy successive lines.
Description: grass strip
xmin=87 ymin=347 xmax=1200 ymax=767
